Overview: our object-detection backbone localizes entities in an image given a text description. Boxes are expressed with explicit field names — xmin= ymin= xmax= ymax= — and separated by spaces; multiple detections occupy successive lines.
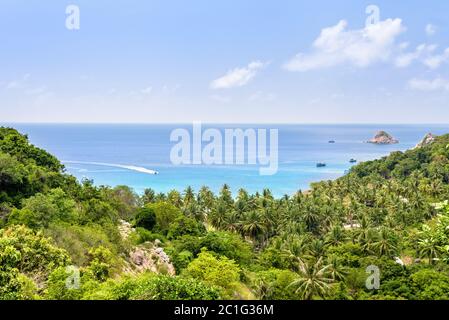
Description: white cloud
xmin=423 ymin=48 xmax=449 ymax=69
xmin=395 ymin=43 xmax=437 ymax=67
xmin=210 ymin=61 xmax=267 ymax=89
xmin=409 ymin=78 xmax=449 ymax=91
xmin=141 ymin=86 xmax=153 ymax=95
xmin=284 ymin=19 xmax=405 ymax=71
xmin=395 ymin=42 xmax=449 ymax=69
xmin=425 ymin=24 xmax=437 ymax=36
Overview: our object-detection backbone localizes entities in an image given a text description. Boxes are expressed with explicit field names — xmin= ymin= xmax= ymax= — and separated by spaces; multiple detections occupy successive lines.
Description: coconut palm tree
xmin=141 ymin=188 xmax=156 ymax=204
xmin=241 ymin=210 xmax=267 ymax=242
xmin=418 ymin=234 xmax=440 ymax=265
xmin=327 ymin=255 xmax=349 ymax=281
xmin=183 ymin=186 xmax=195 ymax=206
xmin=325 ymin=224 xmax=347 ymax=246
xmin=198 ymin=186 xmax=214 ymax=213
xmin=371 ymin=227 xmax=398 ymax=257
xmin=209 ymin=201 xmax=228 ymax=230
xmin=288 ymin=257 xmax=334 ymax=300
xmin=167 ymin=189 xmax=183 ymax=208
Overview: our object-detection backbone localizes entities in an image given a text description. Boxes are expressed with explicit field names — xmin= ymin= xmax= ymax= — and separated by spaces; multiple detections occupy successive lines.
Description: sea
xmin=5 ymin=124 xmax=449 ymax=197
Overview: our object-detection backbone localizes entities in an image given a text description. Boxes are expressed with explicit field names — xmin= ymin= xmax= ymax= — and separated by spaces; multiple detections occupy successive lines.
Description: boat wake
xmin=63 ymin=161 xmax=159 ymax=175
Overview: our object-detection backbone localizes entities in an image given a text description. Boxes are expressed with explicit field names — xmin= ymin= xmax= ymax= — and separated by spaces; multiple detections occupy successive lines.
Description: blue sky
xmin=0 ymin=0 xmax=448 ymax=123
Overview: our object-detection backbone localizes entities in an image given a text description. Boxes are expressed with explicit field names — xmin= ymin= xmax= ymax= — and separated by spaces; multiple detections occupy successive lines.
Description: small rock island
xmin=367 ymin=131 xmax=399 ymax=144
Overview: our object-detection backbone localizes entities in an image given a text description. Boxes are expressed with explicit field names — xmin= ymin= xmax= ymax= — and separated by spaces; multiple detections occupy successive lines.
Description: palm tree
xmin=288 ymin=257 xmax=334 ymax=300
xmin=418 ymin=235 xmax=440 ymax=265
xmin=219 ymin=184 xmax=233 ymax=208
xmin=141 ymin=188 xmax=156 ymax=204
xmin=183 ymin=186 xmax=195 ymax=206
xmin=371 ymin=227 xmax=398 ymax=257
xmin=302 ymin=207 xmax=321 ymax=233
xmin=327 ymin=255 xmax=349 ymax=281
xmin=209 ymin=201 xmax=228 ymax=230
xmin=198 ymin=186 xmax=214 ymax=214
xmin=241 ymin=210 xmax=267 ymax=242
xmin=225 ymin=210 xmax=241 ymax=233
xmin=308 ymin=239 xmax=327 ymax=258
xmin=167 ymin=189 xmax=183 ymax=208
xmin=325 ymin=224 xmax=347 ymax=246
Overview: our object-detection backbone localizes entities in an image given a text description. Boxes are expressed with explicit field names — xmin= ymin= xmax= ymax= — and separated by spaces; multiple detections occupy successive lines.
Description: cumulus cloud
xmin=409 ymin=78 xmax=449 ymax=91
xmin=284 ymin=19 xmax=405 ymax=71
xmin=423 ymin=48 xmax=449 ymax=69
xmin=425 ymin=24 xmax=437 ymax=36
xmin=396 ymin=42 xmax=449 ymax=69
xmin=210 ymin=61 xmax=267 ymax=89
xmin=395 ymin=44 xmax=437 ymax=67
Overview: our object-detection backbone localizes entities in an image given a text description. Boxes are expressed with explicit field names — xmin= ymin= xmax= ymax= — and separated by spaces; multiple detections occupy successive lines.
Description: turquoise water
xmin=6 ymin=124 xmax=449 ymax=197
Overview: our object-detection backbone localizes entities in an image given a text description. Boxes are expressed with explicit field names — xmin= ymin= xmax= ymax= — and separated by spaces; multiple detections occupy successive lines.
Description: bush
xmin=167 ymin=215 xmax=205 ymax=239
xmin=130 ymin=228 xmax=166 ymax=245
xmin=182 ymin=250 xmax=241 ymax=298
xmin=0 ymin=225 xmax=70 ymax=274
xmin=149 ymin=202 xmax=183 ymax=234
xmin=253 ymin=269 xmax=298 ymax=300
xmin=134 ymin=207 xmax=156 ymax=231
xmin=83 ymin=273 xmax=220 ymax=300
xmin=8 ymin=188 xmax=77 ymax=229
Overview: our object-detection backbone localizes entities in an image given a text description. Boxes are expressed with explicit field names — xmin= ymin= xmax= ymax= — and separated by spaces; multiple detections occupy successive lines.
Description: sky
xmin=0 ymin=0 xmax=448 ymax=123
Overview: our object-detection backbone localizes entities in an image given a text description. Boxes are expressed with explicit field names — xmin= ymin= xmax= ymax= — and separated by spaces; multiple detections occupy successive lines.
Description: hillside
xmin=1 ymin=127 xmax=449 ymax=300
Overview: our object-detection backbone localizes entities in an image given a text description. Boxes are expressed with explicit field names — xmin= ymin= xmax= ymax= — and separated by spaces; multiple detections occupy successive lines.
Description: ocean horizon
xmin=4 ymin=123 xmax=449 ymax=197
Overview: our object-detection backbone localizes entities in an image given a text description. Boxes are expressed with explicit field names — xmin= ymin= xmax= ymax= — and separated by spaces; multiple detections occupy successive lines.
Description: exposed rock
xmin=118 ymin=220 xmax=175 ymax=276
xmin=118 ymin=219 xmax=135 ymax=239
xmin=125 ymin=245 xmax=176 ymax=276
xmin=414 ymin=133 xmax=436 ymax=149
xmin=367 ymin=131 xmax=399 ymax=144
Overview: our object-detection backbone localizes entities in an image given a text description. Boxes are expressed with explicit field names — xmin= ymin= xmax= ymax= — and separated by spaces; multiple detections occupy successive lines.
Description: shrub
xmin=134 ymin=207 xmax=156 ymax=231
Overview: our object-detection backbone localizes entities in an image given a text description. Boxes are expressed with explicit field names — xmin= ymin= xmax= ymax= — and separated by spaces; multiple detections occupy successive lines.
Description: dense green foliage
xmin=2 ymin=126 xmax=449 ymax=300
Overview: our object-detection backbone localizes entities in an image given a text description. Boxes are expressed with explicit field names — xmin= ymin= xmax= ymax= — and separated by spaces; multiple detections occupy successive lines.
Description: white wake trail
xmin=63 ymin=161 xmax=159 ymax=175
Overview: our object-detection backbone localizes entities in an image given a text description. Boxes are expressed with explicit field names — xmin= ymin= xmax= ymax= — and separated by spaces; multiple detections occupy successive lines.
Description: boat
xmin=349 ymin=159 xmax=357 ymax=163
xmin=316 ymin=162 xmax=327 ymax=168
xmin=328 ymin=140 xmax=336 ymax=143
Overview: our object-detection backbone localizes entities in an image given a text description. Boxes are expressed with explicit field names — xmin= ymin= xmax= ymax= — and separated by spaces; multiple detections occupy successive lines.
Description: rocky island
xmin=367 ymin=131 xmax=399 ymax=144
